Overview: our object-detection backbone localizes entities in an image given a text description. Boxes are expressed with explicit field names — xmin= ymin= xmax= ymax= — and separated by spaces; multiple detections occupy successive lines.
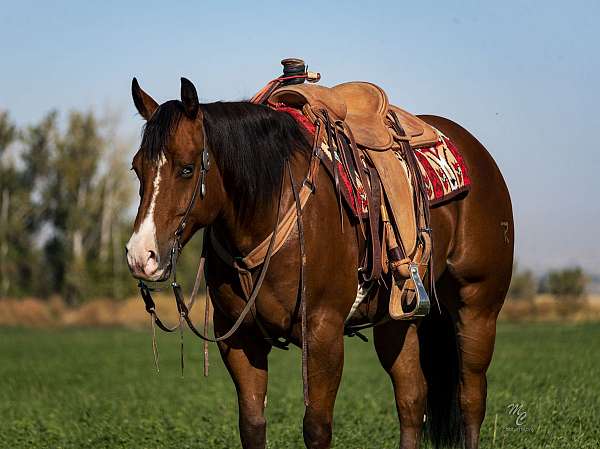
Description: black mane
xmin=140 ymin=100 xmax=310 ymax=221
xmin=201 ymin=102 xmax=310 ymax=221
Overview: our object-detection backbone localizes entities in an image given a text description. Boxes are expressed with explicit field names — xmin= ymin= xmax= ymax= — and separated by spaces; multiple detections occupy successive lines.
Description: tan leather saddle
xmin=269 ymin=80 xmax=434 ymax=320
xmin=269 ymin=81 xmax=438 ymax=149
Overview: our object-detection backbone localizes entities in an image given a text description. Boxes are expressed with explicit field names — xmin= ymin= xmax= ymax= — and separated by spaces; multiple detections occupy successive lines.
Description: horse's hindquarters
xmin=418 ymin=115 xmax=514 ymax=449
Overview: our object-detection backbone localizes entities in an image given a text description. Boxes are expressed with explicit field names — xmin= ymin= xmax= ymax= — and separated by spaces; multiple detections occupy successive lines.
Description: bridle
xmin=138 ymin=145 xmax=209 ymax=305
xmin=136 ymin=62 xmax=323 ymax=369
xmin=135 ymin=108 xmax=322 ymax=405
xmin=136 ymin=143 xmax=286 ymax=348
xmin=137 ymin=146 xmax=210 ymax=340
xmin=170 ymin=145 xmax=211 ymax=281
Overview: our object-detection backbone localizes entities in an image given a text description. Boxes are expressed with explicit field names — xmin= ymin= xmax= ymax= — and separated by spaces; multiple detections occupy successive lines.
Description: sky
xmin=1 ymin=0 xmax=599 ymax=274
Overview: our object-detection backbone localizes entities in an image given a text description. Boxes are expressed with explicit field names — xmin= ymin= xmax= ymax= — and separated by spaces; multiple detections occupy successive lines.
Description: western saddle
xmin=257 ymin=59 xmax=436 ymax=320
xmin=269 ymin=81 xmax=438 ymax=150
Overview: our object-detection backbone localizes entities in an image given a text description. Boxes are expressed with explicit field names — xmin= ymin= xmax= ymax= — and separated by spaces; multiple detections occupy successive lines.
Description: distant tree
xmin=0 ymin=111 xmax=18 ymax=297
xmin=0 ymin=111 xmax=16 ymax=154
xmin=546 ymin=267 xmax=587 ymax=300
xmin=1 ymin=109 xmax=137 ymax=302
xmin=508 ymin=264 xmax=537 ymax=301
xmin=88 ymin=114 xmax=136 ymax=300
xmin=0 ymin=106 xmax=203 ymax=303
xmin=19 ymin=112 xmax=59 ymax=297
xmin=0 ymin=111 xmax=50 ymax=298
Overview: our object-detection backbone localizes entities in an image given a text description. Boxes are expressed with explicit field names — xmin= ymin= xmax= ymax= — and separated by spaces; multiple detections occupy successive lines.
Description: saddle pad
xmin=276 ymin=107 xmax=470 ymax=210
xmin=320 ymin=142 xmax=369 ymax=218
xmin=397 ymin=131 xmax=471 ymax=206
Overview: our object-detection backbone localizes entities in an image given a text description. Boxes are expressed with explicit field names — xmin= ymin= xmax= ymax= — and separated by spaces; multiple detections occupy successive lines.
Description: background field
xmin=1 ymin=323 xmax=598 ymax=448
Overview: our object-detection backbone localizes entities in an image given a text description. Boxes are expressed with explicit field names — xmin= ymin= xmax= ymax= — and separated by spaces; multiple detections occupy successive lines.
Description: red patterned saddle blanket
xmin=277 ymin=106 xmax=471 ymax=215
xmin=407 ymin=131 xmax=471 ymax=206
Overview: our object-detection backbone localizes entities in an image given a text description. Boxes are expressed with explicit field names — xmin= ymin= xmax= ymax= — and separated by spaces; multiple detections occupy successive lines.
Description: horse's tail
xmin=419 ymin=304 xmax=464 ymax=448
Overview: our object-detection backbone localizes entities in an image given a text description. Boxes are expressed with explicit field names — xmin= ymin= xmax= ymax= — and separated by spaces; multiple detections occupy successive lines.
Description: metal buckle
xmin=200 ymin=147 xmax=210 ymax=198
xmin=201 ymin=147 xmax=210 ymax=170
xmin=302 ymin=178 xmax=315 ymax=193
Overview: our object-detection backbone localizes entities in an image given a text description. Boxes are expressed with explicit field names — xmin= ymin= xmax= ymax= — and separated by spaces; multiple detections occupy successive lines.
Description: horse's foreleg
xmin=374 ymin=320 xmax=426 ymax=449
xmin=215 ymin=309 xmax=271 ymax=449
xmin=302 ymin=313 xmax=345 ymax=449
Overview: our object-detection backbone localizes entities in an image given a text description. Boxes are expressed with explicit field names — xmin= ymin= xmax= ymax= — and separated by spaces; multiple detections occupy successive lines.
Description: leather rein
xmin=136 ymin=119 xmax=323 ymax=398
xmin=137 ymin=146 xmax=282 ymax=343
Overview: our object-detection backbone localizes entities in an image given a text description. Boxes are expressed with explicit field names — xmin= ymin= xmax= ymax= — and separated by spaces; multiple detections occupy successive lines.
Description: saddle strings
xmin=203 ymin=288 xmax=211 ymax=377
xmin=287 ymin=161 xmax=310 ymax=407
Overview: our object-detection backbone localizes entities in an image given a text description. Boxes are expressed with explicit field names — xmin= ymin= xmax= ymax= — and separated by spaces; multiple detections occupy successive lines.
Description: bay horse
xmin=125 ymin=77 xmax=513 ymax=449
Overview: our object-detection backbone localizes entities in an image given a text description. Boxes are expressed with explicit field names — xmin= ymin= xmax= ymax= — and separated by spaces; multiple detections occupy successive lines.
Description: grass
xmin=0 ymin=323 xmax=599 ymax=448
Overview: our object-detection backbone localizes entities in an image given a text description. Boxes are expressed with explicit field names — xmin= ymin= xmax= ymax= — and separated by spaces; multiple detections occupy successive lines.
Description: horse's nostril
xmin=144 ymin=250 xmax=159 ymax=276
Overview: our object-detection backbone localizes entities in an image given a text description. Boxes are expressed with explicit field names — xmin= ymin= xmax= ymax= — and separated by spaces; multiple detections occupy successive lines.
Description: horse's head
xmin=126 ymin=78 xmax=223 ymax=281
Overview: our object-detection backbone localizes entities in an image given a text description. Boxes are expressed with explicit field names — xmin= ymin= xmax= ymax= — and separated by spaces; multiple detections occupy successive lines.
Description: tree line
xmin=0 ymin=109 xmax=138 ymax=303
xmin=0 ymin=109 xmax=203 ymax=304
xmin=1 ymin=108 xmax=591 ymax=305
xmin=508 ymin=264 xmax=589 ymax=302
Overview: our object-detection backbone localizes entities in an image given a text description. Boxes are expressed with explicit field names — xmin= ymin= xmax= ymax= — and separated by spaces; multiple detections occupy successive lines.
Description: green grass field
xmin=1 ymin=323 xmax=599 ymax=449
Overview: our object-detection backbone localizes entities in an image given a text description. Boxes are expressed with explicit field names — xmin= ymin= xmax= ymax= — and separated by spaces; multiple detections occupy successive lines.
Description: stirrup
xmin=389 ymin=263 xmax=430 ymax=320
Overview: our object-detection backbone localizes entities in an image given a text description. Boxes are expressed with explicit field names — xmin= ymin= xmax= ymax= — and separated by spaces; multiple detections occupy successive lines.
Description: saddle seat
xmin=268 ymin=81 xmax=438 ymax=149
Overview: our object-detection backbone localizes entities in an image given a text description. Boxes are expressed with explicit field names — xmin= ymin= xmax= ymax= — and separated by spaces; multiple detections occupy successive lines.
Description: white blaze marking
xmin=126 ymin=155 xmax=167 ymax=267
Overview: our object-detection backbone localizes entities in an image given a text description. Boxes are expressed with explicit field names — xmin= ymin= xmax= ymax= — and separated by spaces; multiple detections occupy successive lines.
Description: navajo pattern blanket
xmin=409 ymin=132 xmax=471 ymax=206
xmin=278 ymin=107 xmax=471 ymax=214
xmin=395 ymin=130 xmax=471 ymax=206
xmin=319 ymin=130 xmax=471 ymax=215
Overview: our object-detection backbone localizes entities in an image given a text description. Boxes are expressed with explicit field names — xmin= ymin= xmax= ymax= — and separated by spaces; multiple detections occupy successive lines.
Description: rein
xmin=137 ymin=145 xmax=284 ymax=344
xmin=136 ymin=121 xmax=323 ymax=406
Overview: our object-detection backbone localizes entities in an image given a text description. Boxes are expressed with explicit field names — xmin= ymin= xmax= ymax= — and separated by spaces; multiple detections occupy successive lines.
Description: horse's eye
xmin=180 ymin=165 xmax=194 ymax=178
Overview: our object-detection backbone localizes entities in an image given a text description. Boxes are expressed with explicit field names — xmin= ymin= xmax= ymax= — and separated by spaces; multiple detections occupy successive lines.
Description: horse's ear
xmin=131 ymin=78 xmax=158 ymax=120
xmin=180 ymin=77 xmax=199 ymax=118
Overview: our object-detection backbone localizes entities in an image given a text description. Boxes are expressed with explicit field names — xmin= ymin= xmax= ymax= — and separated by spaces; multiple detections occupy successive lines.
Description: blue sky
xmin=1 ymin=0 xmax=599 ymax=273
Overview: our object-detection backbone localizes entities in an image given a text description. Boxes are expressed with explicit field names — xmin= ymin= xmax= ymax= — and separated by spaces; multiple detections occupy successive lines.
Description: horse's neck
xmin=215 ymin=156 xmax=306 ymax=257
xmin=213 ymin=159 xmax=308 ymax=255
xmin=214 ymin=186 xmax=288 ymax=258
